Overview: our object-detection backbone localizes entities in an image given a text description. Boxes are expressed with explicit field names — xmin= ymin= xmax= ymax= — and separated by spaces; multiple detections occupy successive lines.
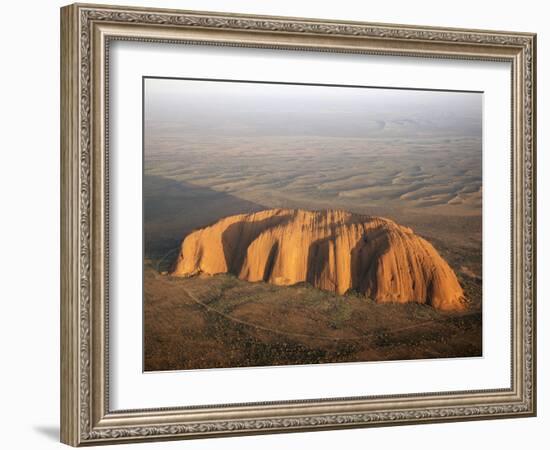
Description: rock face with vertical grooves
xmin=171 ymin=209 xmax=466 ymax=311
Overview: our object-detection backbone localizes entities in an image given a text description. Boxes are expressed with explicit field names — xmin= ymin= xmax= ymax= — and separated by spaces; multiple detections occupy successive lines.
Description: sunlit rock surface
xmin=171 ymin=209 xmax=465 ymax=311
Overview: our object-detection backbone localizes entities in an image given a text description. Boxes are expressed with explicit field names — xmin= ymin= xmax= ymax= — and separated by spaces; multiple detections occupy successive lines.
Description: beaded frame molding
xmin=60 ymin=3 xmax=536 ymax=446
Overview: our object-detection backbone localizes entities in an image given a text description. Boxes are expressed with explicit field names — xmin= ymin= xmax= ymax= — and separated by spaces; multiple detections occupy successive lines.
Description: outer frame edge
xmin=60 ymin=3 xmax=81 ymax=447
xmin=61 ymin=2 xmax=536 ymax=445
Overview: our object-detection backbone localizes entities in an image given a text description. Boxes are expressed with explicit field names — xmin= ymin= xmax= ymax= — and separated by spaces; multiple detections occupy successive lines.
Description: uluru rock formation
xmin=171 ymin=209 xmax=466 ymax=311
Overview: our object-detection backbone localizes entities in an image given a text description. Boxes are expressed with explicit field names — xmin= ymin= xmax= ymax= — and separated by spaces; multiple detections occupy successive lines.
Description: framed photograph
xmin=60 ymin=3 xmax=536 ymax=446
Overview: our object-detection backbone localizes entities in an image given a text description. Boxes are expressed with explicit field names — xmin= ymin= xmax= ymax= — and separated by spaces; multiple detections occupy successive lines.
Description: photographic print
xmin=143 ymin=77 xmax=483 ymax=372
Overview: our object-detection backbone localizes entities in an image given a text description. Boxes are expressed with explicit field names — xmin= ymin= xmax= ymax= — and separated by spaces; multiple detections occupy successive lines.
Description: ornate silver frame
xmin=60 ymin=3 xmax=536 ymax=446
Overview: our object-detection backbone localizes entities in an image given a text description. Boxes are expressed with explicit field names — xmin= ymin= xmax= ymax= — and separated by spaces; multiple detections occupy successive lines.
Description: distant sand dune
xmin=145 ymin=133 xmax=482 ymax=218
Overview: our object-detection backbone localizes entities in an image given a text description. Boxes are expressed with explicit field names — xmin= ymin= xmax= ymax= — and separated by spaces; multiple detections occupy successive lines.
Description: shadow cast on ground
xmin=33 ymin=425 xmax=59 ymax=441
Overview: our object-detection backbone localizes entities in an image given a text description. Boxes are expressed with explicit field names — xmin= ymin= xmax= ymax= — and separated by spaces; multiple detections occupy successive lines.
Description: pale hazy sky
xmin=144 ymin=77 xmax=482 ymax=139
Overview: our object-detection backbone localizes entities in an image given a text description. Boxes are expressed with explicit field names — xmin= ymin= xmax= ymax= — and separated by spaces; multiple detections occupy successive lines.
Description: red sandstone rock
xmin=171 ymin=209 xmax=466 ymax=311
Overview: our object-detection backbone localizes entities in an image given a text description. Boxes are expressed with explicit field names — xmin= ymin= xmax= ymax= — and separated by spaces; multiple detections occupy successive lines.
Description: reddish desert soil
xmin=144 ymin=265 xmax=481 ymax=371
